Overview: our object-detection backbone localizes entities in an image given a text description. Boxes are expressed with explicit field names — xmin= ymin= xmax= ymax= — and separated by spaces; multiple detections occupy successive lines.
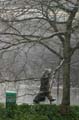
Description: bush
xmin=0 ymin=104 xmax=79 ymax=120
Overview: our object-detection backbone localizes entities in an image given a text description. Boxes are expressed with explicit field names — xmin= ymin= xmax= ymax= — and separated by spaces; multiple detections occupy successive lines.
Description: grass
xmin=0 ymin=103 xmax=79 ymax=120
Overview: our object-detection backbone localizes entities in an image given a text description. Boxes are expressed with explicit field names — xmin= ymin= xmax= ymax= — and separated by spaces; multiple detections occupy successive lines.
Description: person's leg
xmin=33 ymin=93 xmax=45 ymax=103
xmin=47 ymin=91 xmax=56 ymax=104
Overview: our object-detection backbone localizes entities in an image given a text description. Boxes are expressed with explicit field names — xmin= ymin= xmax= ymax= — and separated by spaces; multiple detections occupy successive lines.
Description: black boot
xmin=33 ymin=93 xmax=45 ymax=103
xmin=50 ymin=98 xmax=56 ymax=102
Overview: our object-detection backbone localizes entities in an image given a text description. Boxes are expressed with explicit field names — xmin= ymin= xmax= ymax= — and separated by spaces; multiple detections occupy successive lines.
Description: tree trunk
xmin=62 ymin=48 xmax=71 ymax=106
xmin=60 ymin=5 xmax=78 ymax=114
xmin=60 ymin=31 xmax=71 ymax=114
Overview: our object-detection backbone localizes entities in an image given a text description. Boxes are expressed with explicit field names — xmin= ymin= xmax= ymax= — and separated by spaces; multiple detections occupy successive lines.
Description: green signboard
xmin=6 ymin=90 xmax=16 ymax=116
xmin=6 ymin=91 xmax=16 ymax=103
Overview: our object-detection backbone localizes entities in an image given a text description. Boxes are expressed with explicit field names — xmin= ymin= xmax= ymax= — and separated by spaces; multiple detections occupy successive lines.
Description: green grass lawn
xmin=0 ymin=103 xmax=79 ymax=120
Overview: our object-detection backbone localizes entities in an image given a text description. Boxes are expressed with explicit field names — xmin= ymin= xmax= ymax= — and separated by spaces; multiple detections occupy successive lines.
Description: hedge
xmin=0 ymin=104 xmax=79 ymax=120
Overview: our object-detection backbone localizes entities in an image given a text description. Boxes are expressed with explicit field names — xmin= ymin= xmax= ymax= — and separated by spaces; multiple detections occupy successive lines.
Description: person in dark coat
xmin=33 ymin=69 xmax=55 ymax=104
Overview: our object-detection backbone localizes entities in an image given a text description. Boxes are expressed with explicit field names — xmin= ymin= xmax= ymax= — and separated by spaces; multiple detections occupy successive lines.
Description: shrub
xmin=0 ymin=104 xmax=79 ymax=120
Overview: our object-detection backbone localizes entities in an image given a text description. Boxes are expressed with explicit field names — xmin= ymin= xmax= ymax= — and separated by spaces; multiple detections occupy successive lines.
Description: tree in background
xmin=0 ymin=0 xmax=79 ymax=114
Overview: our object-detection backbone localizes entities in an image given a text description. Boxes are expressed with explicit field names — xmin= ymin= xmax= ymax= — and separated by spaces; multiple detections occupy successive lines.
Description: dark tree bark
xmin=60 ymin=5 xmax=78 ymax=114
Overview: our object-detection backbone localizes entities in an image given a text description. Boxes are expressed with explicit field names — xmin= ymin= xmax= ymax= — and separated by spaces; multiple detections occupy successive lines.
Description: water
xmin=0 ymin=80 xmax=79 ymax=105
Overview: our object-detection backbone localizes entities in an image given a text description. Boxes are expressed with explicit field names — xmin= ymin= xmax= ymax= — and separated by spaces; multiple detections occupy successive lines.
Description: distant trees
xmin=0 ymin=0 xmax=79 ymax=113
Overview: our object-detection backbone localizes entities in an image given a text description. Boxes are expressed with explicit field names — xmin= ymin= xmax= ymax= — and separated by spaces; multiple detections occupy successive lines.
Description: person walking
xmin=33 ymin=69 xmax=55 ymax=104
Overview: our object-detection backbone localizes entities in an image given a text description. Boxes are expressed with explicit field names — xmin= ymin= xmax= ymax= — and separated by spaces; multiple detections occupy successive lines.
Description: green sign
xmin=6 ymin=91 xmax=16 ymax=103
xmin=6 ymin=90 xmax=16 ymax=116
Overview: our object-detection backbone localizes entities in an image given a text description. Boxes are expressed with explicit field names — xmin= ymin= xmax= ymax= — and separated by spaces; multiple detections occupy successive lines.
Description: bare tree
xmin=0 ymin=0 xmax=79 ymax=114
